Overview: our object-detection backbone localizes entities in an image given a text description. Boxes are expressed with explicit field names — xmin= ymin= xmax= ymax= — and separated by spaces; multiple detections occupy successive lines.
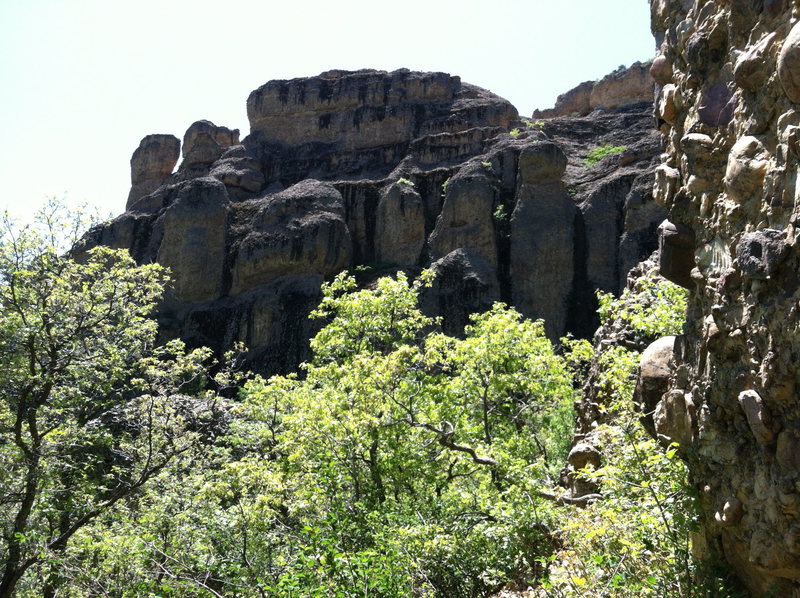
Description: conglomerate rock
xmin=644 ymin=0 xmax=800 ymax=593
xmin=80 ymin=67 xmax=660 ymax=375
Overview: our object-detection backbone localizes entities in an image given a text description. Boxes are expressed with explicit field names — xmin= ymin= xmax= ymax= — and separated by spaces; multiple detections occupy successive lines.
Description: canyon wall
xmin=644 ymin=0 xmax=800 ymax=594
xmin=79 ymin=67 xmax=660 ymax=375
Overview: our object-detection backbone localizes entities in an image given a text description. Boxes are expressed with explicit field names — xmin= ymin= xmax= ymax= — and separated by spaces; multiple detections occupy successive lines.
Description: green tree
xmin=0 ymin=205 xmax=225 ymax=597
xmin=234 ymin=271 xmax=576 ymax=596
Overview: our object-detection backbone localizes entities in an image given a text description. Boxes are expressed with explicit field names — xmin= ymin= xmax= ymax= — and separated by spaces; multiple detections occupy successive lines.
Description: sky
xmin=0 ymin=0 xmax=655 ymax=221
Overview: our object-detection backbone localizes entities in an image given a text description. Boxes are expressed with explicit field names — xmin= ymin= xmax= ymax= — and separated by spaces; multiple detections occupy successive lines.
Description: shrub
xmin=583 ymin=144 xmax=627 ymax=166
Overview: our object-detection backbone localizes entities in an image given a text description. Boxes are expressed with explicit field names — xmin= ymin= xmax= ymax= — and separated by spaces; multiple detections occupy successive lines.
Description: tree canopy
xmin=0 ymin=206 xmax=228 ymax=597
xmin=2 ymin=205 xmax=724 ymax=596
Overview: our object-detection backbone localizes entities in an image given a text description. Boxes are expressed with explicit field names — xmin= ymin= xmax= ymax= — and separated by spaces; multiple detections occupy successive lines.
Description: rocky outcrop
xmin=82 ymin=68 xmax=662 ymax=375
xmin=510 ymin=142 xmax=575 ymax=339
xmin=538 ymin=102 xmax=666 ymax=336
xmin=645 ymin=0 xmax=800 ymax=593
xmin=127 ymin=134 xmax=180 ymax=207
xmin=374 ymin=181 xmax=426 ymax=266
xmin=533 ymin=62 xmax=655 ymax=118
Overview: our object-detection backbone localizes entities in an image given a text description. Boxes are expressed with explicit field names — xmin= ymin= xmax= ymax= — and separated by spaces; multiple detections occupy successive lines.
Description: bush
xmin=583 ymin=144 xmax=627 ymax=166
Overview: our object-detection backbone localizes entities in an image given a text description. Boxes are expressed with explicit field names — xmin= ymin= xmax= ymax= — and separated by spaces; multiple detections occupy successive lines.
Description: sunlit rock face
xmin=648 ymin=0 xmax=800 ymax=593
xmin=532 ymin=62 xmax=655 ymax=119
xmin=81 ymin=67 xmax=661 ymax=375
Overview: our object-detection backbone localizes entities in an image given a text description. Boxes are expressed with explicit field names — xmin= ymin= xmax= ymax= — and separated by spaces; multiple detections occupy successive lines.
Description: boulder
xmin=779 ymin=21 xmax=800 ymax=103
xmin=374 ymin=182 xmax=425 ymax=266
xmin=180 ymin=120 xmax=239 ymax=173
xmin=653 ymin=389 xmax=695 ymax=449
xmin=429 ymin=167 xmax=498 ymax=267
xmin=126 ymin=134 xmax=180 ymax=209
xmin=155 ymin=177 xmax=229 ymax=303
xmin=231 ymin=180 xmax=352 ymax=295
xmin=635 ymin=335 xmax=677 ymax=437
xmin=209 ymin=145 xmax=265 ymax=195
xmin=658 ymin=219 xmax=695 ymax=289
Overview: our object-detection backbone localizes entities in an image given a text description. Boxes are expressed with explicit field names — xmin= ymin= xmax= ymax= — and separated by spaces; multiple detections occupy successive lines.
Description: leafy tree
xmin=66 ymin=271 xmax=576 ymax=597
xmin=232 ymin=272 xmax=576 ymax=596
xmin=0 ymin=205 xmax=226 ymax=597
xmin=533 ymin=270 xmax=729 ymax=597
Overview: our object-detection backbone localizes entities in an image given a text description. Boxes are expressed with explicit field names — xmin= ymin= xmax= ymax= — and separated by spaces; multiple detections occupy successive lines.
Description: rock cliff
xmin=642 ymin=0 xmax=800 ymax=594
xmin=533 ymin=61 xmax=655 ymax=119
xmin=78 ymin=67 xmax=660 ymax=374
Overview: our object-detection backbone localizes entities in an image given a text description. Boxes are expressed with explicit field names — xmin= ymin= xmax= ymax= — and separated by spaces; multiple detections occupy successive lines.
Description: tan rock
xmin=779 ymin=21 xmax=800 ymax=103
xmin=653 ymin=164 xmax=680 ymax=207
xmin=737 ymin=390 xmax=773 ymax=444
xmin=247 ymin=69 xmax=516 ymax=151
xmin=650 ymin=55 xmax=673 ymax=85
xmin=724 ymin=136 xmax=768 ymax=203
xmin=589 ymin=62 xmax=655 ymax=111
xmin=533 ymin=62 xmax=654 ymax=118
xmin=126 ymin=134 xmax=180 ymax=209
xmin=180 ymin=120 xmax=240 ymax=174
xmin=735 ymin=32 xmax=777 ymax=90
xmin=658 ymin=84 xmax=679 ymax=125
xmin=533 ymin=81 xmax=593 ymax=118
xmin=635 ymin=336 xmax=677 ymax=429
xmin=375 ymin=182 xmax=425 ymax=266
xmin=182 ymin=120 xmax=239 ymax=160
xmin=231 ymin=180 xmax=352 ymax=295
xmin=429 ymin=169 xmax=498 ymax=268
xmin=654 ymin=389 xmax=696 ymax=449
xmin=715 ymin=498 xmax=743 ymax=526
xmin=156 ymin=177 xmax=228 ymax=303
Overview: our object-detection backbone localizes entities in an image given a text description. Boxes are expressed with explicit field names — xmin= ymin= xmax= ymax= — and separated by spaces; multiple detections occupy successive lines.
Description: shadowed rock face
xmin=81 ymin=67 xmax=661 ymax=375
xmin=646 ymin=0 xmax=800 ymax=593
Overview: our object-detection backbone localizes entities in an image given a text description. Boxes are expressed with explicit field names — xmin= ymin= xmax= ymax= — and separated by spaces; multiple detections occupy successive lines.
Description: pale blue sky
xmin=0 ymin=0 xmax=654 ymax=220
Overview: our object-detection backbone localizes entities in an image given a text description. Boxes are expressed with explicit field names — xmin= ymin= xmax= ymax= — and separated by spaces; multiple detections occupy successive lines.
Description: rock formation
xmin=533 ymin=62 xmax=655 ymax=118
xmin=78 ymin=67 xmax=661 ymax=375
xmin=643 ymin=0 xmax=800 ymax=593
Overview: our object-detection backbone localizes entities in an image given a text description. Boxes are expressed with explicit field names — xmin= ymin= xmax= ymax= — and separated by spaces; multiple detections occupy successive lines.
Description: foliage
xmin=583 ymin=144 xmax=627 ymax=166
xmin=2 ymin=204 xmax=723 ymax=597
xmin=0 ymin=203 xmax=228 ymax=597
xmin=522 ymin=118 xmax=545 ymax=131
xmin=53 ymin=270 xmax=577 ymax=597
xmin=539 ymin=344 xmax=697 ymax=598
xmin=441 ymin=177 xmax=451 ymax=197
xmin=597 ymin=271 xmax=688 ymax=338
xmin=533 ymin=275 xmax=740 ymax=597
xmin=493 ymin=204 xmax=509 ymax=222
xmin=397 ymin=177 xmax=415 ymax=187
xmin=509 ymin=128 xmax=521 ymax=138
